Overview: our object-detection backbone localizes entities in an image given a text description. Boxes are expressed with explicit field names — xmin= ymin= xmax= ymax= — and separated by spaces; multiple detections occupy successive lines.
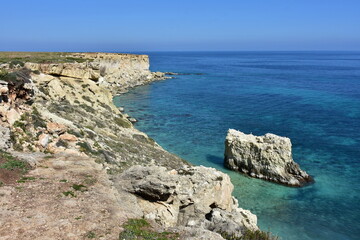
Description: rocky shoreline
xmin=0 ymin=52 xmax=270 ymax=240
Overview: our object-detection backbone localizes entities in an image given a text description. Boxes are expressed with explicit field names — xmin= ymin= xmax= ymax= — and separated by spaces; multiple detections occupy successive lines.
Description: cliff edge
xmin=0 ymin=52 xmax=271 ymax=239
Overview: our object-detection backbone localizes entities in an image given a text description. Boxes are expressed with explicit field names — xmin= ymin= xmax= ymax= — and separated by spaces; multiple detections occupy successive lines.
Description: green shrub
xmin=114 ymin=117 xmax=132 ymax=128
xmin=76 ymin=142 xmax=93 ymax=154
xmin=72 ymin=184 xmax=87 ymax=192
xmin=119 ymin=218 xmax=179 ymax=240
xmin=85 ymin=231 xmax=96 ymax=239
xmin=0 ymin=69 xmax=8 ymax=79
xmin=0 ymin=159 xmax=26 ymax=170
xmin=63 ymin=191 xmax=76 ymax=197
xmin=56 ymin=139 xmax=69 ymax=148
xmin=82 ymin=95 xmax=92 ymax=102
xmin=0 ymin=150 xmax=28 ymax=172
xmin=9 ymin=60 xmax=25 ymax=68
xmin=79 ymin=104 xmax=95 ymax=113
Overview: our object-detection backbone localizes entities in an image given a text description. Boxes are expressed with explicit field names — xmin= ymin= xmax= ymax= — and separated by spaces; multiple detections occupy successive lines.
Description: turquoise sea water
xmin=114 ymin=52 xmax=360 ymax=240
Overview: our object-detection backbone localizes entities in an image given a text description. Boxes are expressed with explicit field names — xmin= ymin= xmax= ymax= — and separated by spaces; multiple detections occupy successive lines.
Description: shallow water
xmin=114 ymin=52 xmax=360 ymax=240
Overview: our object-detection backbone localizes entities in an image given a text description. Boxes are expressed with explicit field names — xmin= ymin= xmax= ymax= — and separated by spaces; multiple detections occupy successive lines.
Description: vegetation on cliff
xmin=0 ymin=52 xmax=93 ymax=64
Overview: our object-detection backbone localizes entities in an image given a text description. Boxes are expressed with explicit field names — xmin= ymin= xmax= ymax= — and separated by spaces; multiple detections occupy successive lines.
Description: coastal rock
xmin=38 ymin=133 xmax=51 ymax=148
xmin=178 ymin=227 xmax=225 ymax=240
xmin=128 ymin=117 xmax=137 ymax=123
xmin=224 ymin=129 xmax=312 ymax=187
xmin=116 ymin=165 xmax=258 ymax=237
xmin=59 ymin=133 xmax=78 ymax=142
xmin=205 ymin=207 xmax=258 ymax=237
xmin=0 ymin=125 xmax=11 ymax=149
xmin=6 ymin=108 xmax=21 ymax=125
xmin=25 ymin=53 xmax=159 ymax=93
xmin=46 ymin=122 xmax=67 ymax=134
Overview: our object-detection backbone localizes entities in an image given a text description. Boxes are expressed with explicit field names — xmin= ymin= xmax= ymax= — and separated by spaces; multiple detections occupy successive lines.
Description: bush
xmin=114 ymin=117 xmax=132 ymax=128
xmin=0 ymin=69 xmax=8 ymax=79
xmin=9 ymin=60 xmax=25 ymax=68
xmin=0 ymin=150 xmax=28 ymax=172
xmin=119 ymin=219 xmax=179 ymax=240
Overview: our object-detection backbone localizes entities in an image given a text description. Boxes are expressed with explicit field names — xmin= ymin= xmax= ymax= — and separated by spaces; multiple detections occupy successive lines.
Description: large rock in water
xmin=224 ymin=129 xmax=313 ymax=187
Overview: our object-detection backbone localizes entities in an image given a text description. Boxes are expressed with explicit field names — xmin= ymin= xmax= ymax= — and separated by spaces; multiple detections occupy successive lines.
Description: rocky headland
xmin=224 ymin=129 xmax=313 ymax=187
xmin=0 ymin=53 xmax=273 ymax=240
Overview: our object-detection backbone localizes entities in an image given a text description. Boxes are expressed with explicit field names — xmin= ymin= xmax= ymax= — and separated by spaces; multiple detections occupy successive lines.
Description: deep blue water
xmin=114 ymin=52 xmax=360 ymax=240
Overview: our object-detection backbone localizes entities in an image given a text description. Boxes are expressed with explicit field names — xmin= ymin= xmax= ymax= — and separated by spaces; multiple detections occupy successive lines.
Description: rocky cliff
xmin=224 ymin=129 xmax=313 ymax=187
xmin=23 ymin=53 xmax=166 ymax=94
xmin=0 ymin=53 xmax=265 ymax=239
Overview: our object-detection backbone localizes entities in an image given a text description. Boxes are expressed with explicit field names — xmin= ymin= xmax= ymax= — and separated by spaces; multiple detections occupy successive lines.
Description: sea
xmin=114 ymin=51 xmax=360 ymax=240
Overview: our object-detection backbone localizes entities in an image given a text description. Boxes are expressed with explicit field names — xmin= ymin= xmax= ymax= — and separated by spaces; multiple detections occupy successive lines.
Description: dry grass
xmin=0 ymin=52 xmax=93 ymax=64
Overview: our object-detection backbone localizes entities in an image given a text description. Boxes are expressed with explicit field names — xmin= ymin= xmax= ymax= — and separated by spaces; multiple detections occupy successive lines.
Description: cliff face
xmin=0 ymin=53 xmax=261 ymax=239
xmin=24 ymin=53 xmax=165 ymax=93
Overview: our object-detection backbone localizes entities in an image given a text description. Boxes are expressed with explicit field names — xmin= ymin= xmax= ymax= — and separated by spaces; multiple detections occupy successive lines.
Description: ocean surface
xmin=114 ymin=52 xmax=360 ymax=240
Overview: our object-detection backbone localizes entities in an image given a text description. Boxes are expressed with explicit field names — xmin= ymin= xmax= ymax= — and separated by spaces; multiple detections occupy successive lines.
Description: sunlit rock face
xmin=224 ymin=129 xmax=313 ymax=187
xmin=25 ymin=53 xmax=165 ymax=94
xmin=116 ymin=165 xmax=258 ymax=238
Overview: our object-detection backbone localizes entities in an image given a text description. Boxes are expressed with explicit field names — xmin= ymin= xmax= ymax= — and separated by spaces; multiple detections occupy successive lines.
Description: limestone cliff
xmin=0 ymin=53 xmax=264 ymax=240
xmin=24 ymin=53 xmax=166 ymax=93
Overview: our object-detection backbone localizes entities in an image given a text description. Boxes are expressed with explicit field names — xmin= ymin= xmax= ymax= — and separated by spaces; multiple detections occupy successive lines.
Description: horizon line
xmin=1 ymin=50 xmax=360 ymax=53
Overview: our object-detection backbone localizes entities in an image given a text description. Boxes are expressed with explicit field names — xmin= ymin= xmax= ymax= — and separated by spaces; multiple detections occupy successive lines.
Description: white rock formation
xmin=116 ymin=165 xmax=258 ymax=238
xmin=224 ymin=129 xmax=313 ymax=187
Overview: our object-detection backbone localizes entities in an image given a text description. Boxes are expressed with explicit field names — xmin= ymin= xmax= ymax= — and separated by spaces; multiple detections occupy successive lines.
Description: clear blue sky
xmin=1 ymin=0 xmax=359 ymax=51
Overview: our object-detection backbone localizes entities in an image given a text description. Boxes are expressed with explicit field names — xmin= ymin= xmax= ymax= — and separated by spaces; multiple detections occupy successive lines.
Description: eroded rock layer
xmin=24 ymin=53 xmax=166 ymax=93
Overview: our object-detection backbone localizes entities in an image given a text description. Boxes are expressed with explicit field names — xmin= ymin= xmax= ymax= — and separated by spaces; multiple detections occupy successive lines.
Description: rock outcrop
xmin=25 ymin=53 xmax=167 ymax=94
xmin=224 ymin=129 xmax=312 ymax=187
xmin=0 ymin=125 xmax=11 ymax=149
xmin=116 ymin=165 xmax=258 ymax=238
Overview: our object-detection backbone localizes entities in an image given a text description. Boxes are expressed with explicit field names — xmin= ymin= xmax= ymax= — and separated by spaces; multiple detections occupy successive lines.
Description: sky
xmin=0 ymin=0 xmax=359 ymax=52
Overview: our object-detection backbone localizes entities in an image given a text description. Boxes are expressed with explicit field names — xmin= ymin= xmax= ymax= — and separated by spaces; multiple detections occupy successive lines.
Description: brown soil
xmin=0 ymin=156 xmax=29 ymax=185
xmin=0 ymin=152 xmax=136 ymax=240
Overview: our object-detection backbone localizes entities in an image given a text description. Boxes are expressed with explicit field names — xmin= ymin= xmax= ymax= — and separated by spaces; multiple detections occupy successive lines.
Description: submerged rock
xmin=224 ymin=129 xmax=313 ymax=187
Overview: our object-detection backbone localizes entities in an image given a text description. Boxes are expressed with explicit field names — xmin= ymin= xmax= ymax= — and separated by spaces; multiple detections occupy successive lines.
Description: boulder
xmin=224 ymin=129 xmax=313 ymax=187
xmin=59 ymin=133 xmax=78 ymax=142
xmin=116 ymin=165 xmax=258 ymax=237
xmin=128 ymin=117 xmax=137 ymax=123
xmin=205 ymin=207 xmax=258 ymax=238
xmin=38 ymin=134 xmax=51 ymax=148
xmin=46 ymin=122 xmax=67 ymax=134
xmin=6 ymin=109 xmax=20 ymax=125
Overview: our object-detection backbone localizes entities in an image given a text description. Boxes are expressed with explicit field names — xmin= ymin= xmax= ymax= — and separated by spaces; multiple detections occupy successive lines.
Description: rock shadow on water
xmin=206 ymin=154 xmax=226 ymax=169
